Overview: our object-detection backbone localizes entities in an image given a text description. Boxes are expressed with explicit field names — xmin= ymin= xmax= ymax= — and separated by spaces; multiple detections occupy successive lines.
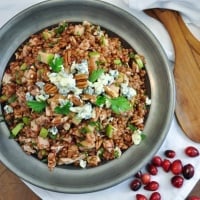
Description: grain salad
xmin=0 ymin=21 xmax=151 ymax=170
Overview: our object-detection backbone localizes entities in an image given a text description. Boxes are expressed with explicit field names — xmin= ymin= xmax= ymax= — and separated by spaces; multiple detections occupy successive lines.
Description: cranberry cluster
xmin=129 ymin=146 xmax=199 ymax=200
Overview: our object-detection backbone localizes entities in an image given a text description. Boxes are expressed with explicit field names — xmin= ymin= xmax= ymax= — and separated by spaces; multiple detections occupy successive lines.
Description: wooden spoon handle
xmin=150 ymin=9 xmax=191 ymax=60
xmin=146 ymin=9 xmax=200 ymax=143
xmin=176 ymin=13 xmax=200 ymax=55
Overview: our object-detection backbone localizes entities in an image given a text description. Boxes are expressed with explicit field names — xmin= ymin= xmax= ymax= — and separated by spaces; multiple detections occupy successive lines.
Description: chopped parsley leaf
xmin=27 ymin=100 xmax=47 ymax=113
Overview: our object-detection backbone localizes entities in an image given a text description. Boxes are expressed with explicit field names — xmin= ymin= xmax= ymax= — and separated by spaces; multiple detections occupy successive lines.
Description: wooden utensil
xmin=145 ymin=9 xmax=200 ymax=143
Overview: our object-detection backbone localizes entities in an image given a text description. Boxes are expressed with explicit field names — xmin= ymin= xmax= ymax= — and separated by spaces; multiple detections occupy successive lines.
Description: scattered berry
xmin=151 ymin=156 xmax=162 ymax=167
xmin=161 ymin=159 xmax=171 ymax=172
xmin=149 ymin=192 xmax=161 ymax=200
xmin=185 ymin=146 xmax=199 ymax=157
xmin=186 ymin=196 xmax=200 ymax=200
xmin=141 ymin=173 xmax=151 ymax=185
xmin=171 ymin=175 xmax=184 ymax=188
xmin=182 ymin=164 xmax=195 ymax=179
xmin=136 ymin=194 xmax=148 ymax=200
xmin=130 ymin=179 xmax=142 ymax=191
xmin=135 ymin=170 xmax=143 ymax=179
xmin=144 ymin=181 xmax=159 ymax=191
xmin=165 ymin=149 xmax=176 ymax=158
xmin=147 ymin=163 xmax=158 ymax=175
xmin=170 ymin=159 xmax=183 ymax=175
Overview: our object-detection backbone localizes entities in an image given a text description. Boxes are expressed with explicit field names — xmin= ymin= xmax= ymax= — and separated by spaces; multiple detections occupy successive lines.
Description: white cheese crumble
xmin=25 ymin=92 xmax=34 ymax=101
xmin=98 ymin=73 xmax=114 ymax=85
xmin=87 ymin=72 xmax=115 ymax=95
xmin=35 ymin=81 xmax=45 ymax=89
xmin=48 ymin=70 xmax=76 ymax=95
xmin=132 ymin=129 xmax=142 ymax=145
xmin=4 ymin=105 xmax=13 ymax=114
xmin=79 ymin=159 xmax=87 ymax=168
xmin=48 ymin=126 xmax=58 ymax=135
xmin=35 ymin=92 xmax=49 ymax=102
xmin=121 ymin=83 xmax=137 ymax=100
xmin=146 ymin=97 xmax=151 ymax=105
xmin=70 ymin=103 xmax=93 ymax=120
xmin=71 ymin=60 xmax=89 ymax=74
xmin=114 ymin=146 xmax=122 ymax=158
xmin=109 ymin=69 xmax=119 ymax=78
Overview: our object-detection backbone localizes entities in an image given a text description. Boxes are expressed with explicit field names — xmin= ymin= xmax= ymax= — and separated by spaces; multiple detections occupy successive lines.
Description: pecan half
xmin=44 ymin=83 xmax=58 ymax=95
xmin=74 ymin=73 xmax=88 ymax=89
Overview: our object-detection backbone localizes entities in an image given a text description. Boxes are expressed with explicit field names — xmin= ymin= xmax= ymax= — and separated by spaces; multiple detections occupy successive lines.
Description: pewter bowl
xmin=0 ymin=0 xmax=175 ymax=193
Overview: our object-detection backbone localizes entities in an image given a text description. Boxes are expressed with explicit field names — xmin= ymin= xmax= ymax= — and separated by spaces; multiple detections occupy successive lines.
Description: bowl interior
xmin=0 ymin=0 xmax=175 ymax=193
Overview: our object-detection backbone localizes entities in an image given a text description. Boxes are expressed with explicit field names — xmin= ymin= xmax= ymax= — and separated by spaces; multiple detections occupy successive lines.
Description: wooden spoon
xmin=145 ymin=9 xmax=200 ymax=143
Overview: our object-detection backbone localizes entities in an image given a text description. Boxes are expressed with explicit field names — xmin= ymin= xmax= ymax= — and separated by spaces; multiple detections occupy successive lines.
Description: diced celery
xmin=114 ymin=59 xmax=122 ymax=65
xmin=11 ymin=123 xmax=24 ymax=136
xmin=134 ymin=54 xmax=144 ymax=69
xmin=0 ymin=95 xmax=8 ymax=102
xmin=20 ymin=63 xmax=28 ymax=70
xmin=22 ymin=116 xmax=30 ymax=125
xmin=37 ymin=51 xmax=54 ymax=65
xmin=105 ymin=124 xmax=114 ymax=138
xmin=89 ymin=51 xmax=100 ymax=58
xmin=42 ymin=30 xmax=54 ymax=40
xmin=100 ymin=36 xmax=108 ymax=46
xmin=39 ymin=127 xmax=48 ymax=138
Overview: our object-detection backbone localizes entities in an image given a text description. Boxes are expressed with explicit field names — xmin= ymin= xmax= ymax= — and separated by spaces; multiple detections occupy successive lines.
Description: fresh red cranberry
xmin=164 ymin=149 xmax=176 ymax=158
xmin=141 ymin=173 xmax=151 ymax=185
xmin=135 ymin=170 xmax=143 ymax=179
xmin=136 ymin=194 xmax=148 ymax=200
xmin=182 ymin=164 xmax=195 ymax=179
xmin=130 ymin=179 xmax=142 ymax=191
xmin=186 ymin=196 xmax=200 ymax=200
xmin=149 ymin=192 xmax=161 ymax=200
xmin=144 ymin=181 xmax=159 ymax=191
xmin=171 ymin=175 xmax=184 ymax=188
xmin=171 ymin=159 xmax=183 ymax=175
xmin=147 ymin=163 xmax=158 ymax=175
xmin=161 ymin=159 xmax=171 ymax=172
xmin=185 ymin=146 xmax=199 ymax=157
xmin=151 ymin=156 xmax=162 ymax=167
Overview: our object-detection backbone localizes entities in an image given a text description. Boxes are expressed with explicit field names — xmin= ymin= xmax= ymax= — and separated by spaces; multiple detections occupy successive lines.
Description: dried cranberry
xmin=150 ymin=192 xmax=161 ymax=200
xmin=136 ymin=194 xmax=148 ymax=200
xmin=161 ymin=159 xmax=171 ymax=172
xmin=171 ymin=159 xmax=183 ymax=175
xmin=147 ymin=163 xmax=158 ymax=175
xmin=171 ymin=175 xmax=184 ymax=188
xmin=186 ymin=196 xmax=200 ymax=200
xmin=130 ymin=179 xmax=142 ymax=191
xmin=164 ymin=149 xmax=176 ymax=158
xmin=135 ymin=170 xmax=143 ymax=179
xmin=185 ymin=146 xmax=199 ymax=157
xmin=144 ymin=181 xmax=159 ymax=191
xmin=182 ymin=164 xmax=195 ymax=179
xmin=141 ymin=173 xmax=151 ymax=185
xmin=151 ymin=156 xmax=162 ymax=167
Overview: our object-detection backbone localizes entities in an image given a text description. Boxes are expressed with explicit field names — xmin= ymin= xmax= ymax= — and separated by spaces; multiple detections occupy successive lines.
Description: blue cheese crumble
xmin=70 ymin=103 xmax=93 ymax=120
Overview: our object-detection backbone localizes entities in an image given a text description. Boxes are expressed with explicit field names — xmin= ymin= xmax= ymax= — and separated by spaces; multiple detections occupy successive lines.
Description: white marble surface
xmin=0 ymin=1 xmax=200 ymax=199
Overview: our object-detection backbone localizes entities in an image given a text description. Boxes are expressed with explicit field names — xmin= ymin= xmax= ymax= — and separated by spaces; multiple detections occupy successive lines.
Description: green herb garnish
xmin=109 ymin=96 xmax=132 ymax=114
xmin=95 ymin=95 xmax=107 ymax=107
xmin=49 ymin=56 xmax=64 ymax=73
xmin=89 ymin=68 xmax=104 ymax=83
xmin=55 ymin=22 xmax=68 ymax=35
xmin=27 ymin=100 xmax=47 ymax=113
xmin=128 ymin=124 xmax=137 ymax=132
xmin=54 ymin=101 xmax=71 ymax=115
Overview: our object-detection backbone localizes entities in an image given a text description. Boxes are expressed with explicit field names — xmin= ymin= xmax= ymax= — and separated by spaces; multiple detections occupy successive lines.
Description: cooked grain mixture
xmin=0 ymin=21 xmax=151 ymax=170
